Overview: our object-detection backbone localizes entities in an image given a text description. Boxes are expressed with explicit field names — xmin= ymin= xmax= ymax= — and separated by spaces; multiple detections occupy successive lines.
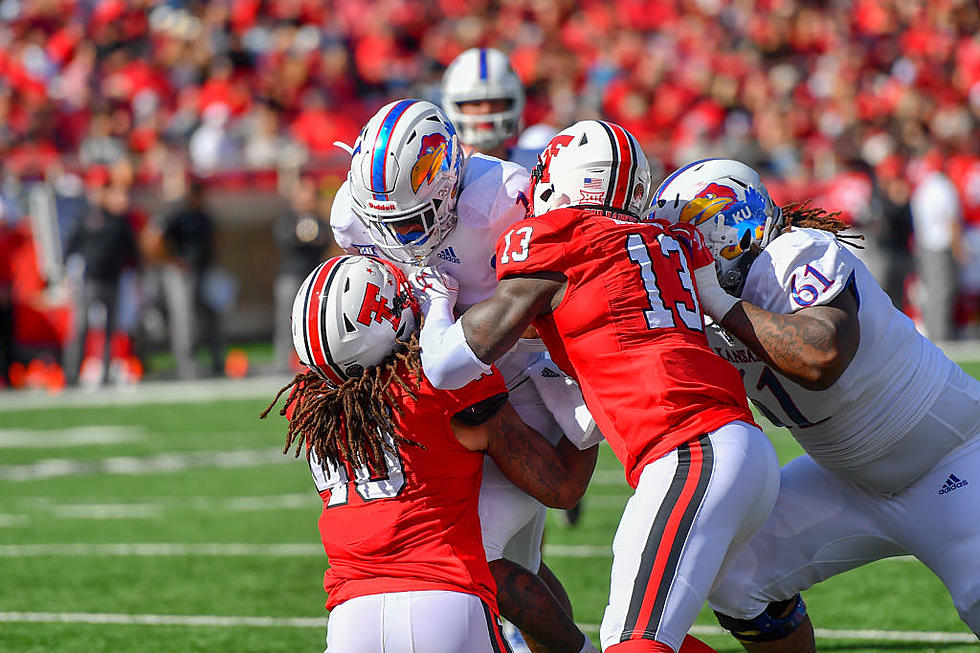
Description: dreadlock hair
xmin=780 ymin=200 xmax=865 ymax=249
xmin=260 ymin=334 xmax=426 ymax=473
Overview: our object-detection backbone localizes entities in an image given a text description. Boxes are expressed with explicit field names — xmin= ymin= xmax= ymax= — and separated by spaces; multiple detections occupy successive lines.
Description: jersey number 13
xmin=626 ymin=233 xmax=703 ymax=331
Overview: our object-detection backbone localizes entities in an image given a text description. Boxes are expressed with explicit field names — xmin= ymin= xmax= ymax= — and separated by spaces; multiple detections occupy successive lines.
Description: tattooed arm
xmin=490 ymin=557 xmax=591 ymax=653
xmin=452 ymin=401 xmax=597 ymax=509
xmin=460 ymin=272 xmax=565 ymax=363
xmin=719 ymin=285 xmax=860 ymax=390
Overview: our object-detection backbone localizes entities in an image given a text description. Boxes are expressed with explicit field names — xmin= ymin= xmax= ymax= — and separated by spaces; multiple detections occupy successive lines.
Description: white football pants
xmin=325 ymin=590 xmax=510 ymax=653
xmin=709 ymin=433 xmax=980 ymax=634
xmin=600 ymin=420 xmax=780 ymax=652
xmin=480 ymin=349 xmax=567 ymax=571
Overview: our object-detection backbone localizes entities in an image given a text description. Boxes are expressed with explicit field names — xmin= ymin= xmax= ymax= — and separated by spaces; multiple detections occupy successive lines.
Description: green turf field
xmin=1 ymin=362 xmax=979 ymax=652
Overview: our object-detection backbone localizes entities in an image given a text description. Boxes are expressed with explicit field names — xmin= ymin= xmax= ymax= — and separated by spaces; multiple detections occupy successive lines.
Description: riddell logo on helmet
xmin=368 ymin=201 xmax=397 ymax=211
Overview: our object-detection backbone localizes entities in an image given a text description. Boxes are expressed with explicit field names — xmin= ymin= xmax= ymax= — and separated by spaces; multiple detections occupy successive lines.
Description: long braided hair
xmin=780 ymin=201 xmax=865 ymax=249
xmin=261 ymin=335 xmax=426 ymax=472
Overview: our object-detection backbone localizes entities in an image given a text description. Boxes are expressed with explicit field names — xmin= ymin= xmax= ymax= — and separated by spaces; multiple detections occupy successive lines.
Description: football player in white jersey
xmin=442 ymin=47 xmax=524 ymax=161
xmin=442 ymin=47 xmax=581 ymax=532
xmin=653 ymin=158 xmax=980 ymax=651
xmin=331 ymin=99 xmax=600 ymax=653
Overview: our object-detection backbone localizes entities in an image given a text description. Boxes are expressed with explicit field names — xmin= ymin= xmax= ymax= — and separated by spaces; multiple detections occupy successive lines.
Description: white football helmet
xmin=529 ymin=120 xmax=651 ymax=219
xmin=442 ymin=47 xmax=525 ymax=151
xmin=291 ymin=255 xmax=418 ymax=385
xmin=650 ymin=158 xmax=783 ymax=294
xmin=348 ymin=99 xmax=463 ymax=265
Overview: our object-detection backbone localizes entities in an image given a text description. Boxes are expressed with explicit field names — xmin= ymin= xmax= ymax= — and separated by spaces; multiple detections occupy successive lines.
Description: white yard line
xmin=0 ymin=542 xmax=923 ymax=563
xmin=0 ymin=514 xmax=29 ymax=527
xmin=0 ymin=448 xmax=289 ymax=481
xmin=687 ymin=624 xmax=977 ymax=644
xmin=0 ymin=376 xmax=290 ymax=412
xmin=0 ymin=612 xmax=973 ymax=643
xmin=0 ymin=611 xmax=325 ymax=628
xmin=14 ymin=493 xmax=318 ymax=516
xmin=0 ymin=426 xmax=145 ymax=448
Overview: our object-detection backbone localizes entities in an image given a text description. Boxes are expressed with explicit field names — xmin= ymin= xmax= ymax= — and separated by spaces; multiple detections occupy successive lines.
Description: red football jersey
xmin=309 ymin=365 xmax=506 ymax=611
xmin=495 ymin=208 xmax=753 ymax=487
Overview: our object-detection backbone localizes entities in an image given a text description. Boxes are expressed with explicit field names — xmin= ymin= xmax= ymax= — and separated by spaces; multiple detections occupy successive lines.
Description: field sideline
xmin=1 ymin=359 xmax=978 ymax=652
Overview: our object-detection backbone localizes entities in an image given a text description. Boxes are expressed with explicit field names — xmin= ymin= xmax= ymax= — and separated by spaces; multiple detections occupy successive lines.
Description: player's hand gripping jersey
xmin=707 ymin=227 xmax=979 ymax=493
xmin=311 ymin=366 xmax=506 ymax=612
xmin=495 ymin=209 xmax=754 ymax=487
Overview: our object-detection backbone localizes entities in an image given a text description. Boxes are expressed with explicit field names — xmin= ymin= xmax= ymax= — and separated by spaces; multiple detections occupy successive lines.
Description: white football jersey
xmin=332 ymin=153 xmax=530 ymax=311
xmin=707 ymin=228 xmax=974 ymax=492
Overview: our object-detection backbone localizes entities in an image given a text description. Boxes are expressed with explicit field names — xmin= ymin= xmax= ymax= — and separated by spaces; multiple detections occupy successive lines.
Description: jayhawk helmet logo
xmin=680 ymin=183 xmax=769 ymax=260
xmin=411 ymin=133 xmax=449 ymax=193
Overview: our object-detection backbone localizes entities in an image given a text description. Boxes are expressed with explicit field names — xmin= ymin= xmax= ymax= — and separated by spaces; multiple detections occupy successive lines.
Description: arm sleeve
xmin=419 ymin=297 xmax=494 ymax=390
xmin=743 ymin=229 xmax=858 ymax=313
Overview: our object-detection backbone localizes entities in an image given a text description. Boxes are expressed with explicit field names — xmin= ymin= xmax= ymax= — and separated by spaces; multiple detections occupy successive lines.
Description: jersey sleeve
xmin=434 ymin=367 xmax=508 ymax=416
xmin=329 ymin=180 xmax=376 ymax=255
xmin=742 ymin=228 xmax=858 ymax=313
xmin=489 ymin=161 xmax=532 ymax=238
xmin=494 ymin=216 xmax=568 ymax=280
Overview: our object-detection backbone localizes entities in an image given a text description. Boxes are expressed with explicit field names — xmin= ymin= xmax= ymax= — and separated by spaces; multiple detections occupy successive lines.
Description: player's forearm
xmin=485 ymin=404 xmax=595 ymax=509
xmin=719 ymin=301 xmax=853 ymax=390
xmin=461 ymin=299 xmax=529 ymax=364
xmin=490 ymin=558 xmax=592 ymax=653
xmin=462 ymin=274 xmax=561 ymax=365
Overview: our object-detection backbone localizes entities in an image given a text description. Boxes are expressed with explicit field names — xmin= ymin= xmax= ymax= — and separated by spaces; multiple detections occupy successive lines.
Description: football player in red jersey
xmin=262 ymin=255 xmax=598 ymax=653
xmin=414 ymin=121 xmax=779 ymax=653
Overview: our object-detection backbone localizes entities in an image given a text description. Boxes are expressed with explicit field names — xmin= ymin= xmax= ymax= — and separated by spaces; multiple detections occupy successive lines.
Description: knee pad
xmin=714 ymin=594 xmax=807 ymax=643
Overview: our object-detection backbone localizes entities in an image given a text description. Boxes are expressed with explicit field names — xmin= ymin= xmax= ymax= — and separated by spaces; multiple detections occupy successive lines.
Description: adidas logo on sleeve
xmin=938 ymin=474 xmax=969 ymax=495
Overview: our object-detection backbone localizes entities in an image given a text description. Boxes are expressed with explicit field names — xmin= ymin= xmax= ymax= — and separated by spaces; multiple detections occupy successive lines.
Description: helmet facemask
xmin=347 ymin=100 xmax=464 ymax=266
xmin=352 ymin=189 xmax=459 ymax=266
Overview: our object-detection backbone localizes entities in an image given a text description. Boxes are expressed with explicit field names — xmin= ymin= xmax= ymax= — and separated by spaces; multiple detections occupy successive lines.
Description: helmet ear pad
xmin=291 ymin=256 xmax=418 ymax=385
xmin=347 ymin=100 xmax=463 ymax=265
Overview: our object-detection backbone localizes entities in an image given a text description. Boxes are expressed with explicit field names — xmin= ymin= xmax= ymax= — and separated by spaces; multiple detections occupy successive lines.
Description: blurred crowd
xmin=0 ymin=0 xmax=979 ymax=388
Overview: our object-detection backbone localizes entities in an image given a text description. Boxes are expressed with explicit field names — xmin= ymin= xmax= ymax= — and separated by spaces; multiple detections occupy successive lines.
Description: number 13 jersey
xmin=495 ymin=208 xmax=753 ymax=487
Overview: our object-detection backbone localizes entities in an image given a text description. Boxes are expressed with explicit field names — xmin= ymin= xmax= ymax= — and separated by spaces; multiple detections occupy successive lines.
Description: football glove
xmin=410 ymin=266 xmax=459 ymax=317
